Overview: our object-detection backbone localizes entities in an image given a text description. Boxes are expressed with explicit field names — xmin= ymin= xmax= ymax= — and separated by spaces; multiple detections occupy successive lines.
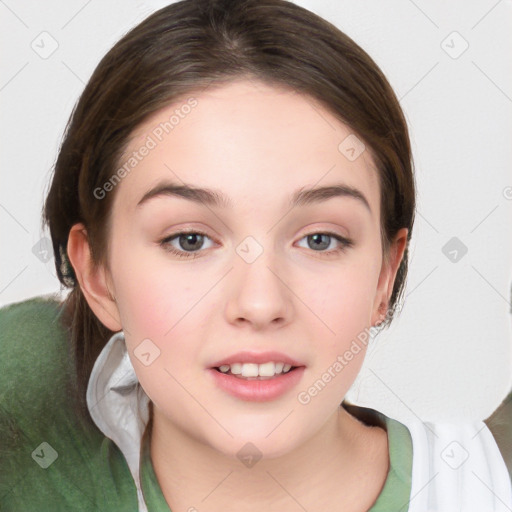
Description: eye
xmin=159 ymin=230 xmax=215 ymax=259
xmin=158 ymin=230 xmax=354 ymax=259
xmin=296 ymin=231 xmax=354 ymax=256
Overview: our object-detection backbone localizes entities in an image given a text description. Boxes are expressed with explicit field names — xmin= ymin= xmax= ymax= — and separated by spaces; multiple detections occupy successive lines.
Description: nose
xmin=224 ymin=247 xmax=293 ymax=330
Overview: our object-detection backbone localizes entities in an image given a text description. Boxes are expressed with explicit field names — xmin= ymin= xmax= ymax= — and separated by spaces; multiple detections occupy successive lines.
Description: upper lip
xmin=209 ymin=351 xmax=306 ymax=368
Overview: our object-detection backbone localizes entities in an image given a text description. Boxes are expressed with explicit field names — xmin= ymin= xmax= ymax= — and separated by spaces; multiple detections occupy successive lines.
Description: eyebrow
xmin=136 ymin=181 xmax=371 ymax=213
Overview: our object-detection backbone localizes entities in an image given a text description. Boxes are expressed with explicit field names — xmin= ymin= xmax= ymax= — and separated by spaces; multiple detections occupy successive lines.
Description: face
xmin=94 ymin=79 xmax=400 ymax=459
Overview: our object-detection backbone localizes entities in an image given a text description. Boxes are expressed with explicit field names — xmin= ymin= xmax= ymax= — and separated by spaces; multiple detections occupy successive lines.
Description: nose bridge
xmin=225 ymin=233 xmax=291 ymax=327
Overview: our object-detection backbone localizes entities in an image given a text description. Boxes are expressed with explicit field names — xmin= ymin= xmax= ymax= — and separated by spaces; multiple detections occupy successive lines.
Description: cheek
xmin=109 ymin=235 xmax=192 ymax=337
xmin=308 ymin=255 xmax=381 ymax=333
xmin=107 ymin=237 xmax=210 ymax=385
xmin=111 ymin=255 xmax=205 ymax=411
xmin=303 ymin=250 xmax=381 ymax=383
xmin=112 ymin=264 xmax=171 ymax=338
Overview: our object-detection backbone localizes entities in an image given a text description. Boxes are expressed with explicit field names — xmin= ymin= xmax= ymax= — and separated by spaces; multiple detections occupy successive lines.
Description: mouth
xmin=207 ymin=361 xmax=306 ymax=402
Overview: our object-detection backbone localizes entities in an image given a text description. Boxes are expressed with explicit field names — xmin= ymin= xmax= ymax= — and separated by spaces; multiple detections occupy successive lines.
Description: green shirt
xmin=1 ymin=296 xmax=511 ymax=510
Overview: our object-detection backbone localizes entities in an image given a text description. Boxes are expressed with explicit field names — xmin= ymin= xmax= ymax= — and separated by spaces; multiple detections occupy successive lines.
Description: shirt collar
xmin=86 ymin=331 xmax=150 ymax=511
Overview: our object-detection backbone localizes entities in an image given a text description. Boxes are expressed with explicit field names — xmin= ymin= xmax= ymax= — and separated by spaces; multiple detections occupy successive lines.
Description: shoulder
xmin=0 ymin=294 xmax=72 ymax=413
xmin=360 ymin=412 xmax=512 ymax=512
xmin=400 ymin=415 xmax=512 ymax=511
xmin=0 ymin=293 xmax=68 ymax=350
xmin=0 ymin=295 xmax=138 ymax=510
xmin=485 ymin=391 xmax=512 ymax=482
xmin=0 ymin=294 xmax=76 ymax=452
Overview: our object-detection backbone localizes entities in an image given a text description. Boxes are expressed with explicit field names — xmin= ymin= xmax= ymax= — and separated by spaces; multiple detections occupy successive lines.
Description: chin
xmin=206 ymin=422 xmax=304 ymax=463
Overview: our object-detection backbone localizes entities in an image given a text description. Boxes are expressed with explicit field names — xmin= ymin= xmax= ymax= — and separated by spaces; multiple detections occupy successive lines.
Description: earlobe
xmin=66 ymin=223 xmax=122 ymax=332
xmin=371 ymin=228 xmax=408 ymax=326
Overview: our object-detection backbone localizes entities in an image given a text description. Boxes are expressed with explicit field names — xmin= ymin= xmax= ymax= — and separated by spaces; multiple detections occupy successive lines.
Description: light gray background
xmin=1 ymin=0 xmax=511 ymax=424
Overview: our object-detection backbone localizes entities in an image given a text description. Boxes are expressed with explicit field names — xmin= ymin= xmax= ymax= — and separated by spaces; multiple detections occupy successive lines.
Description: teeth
xmin=242 ymin=363 xmax=259 ymax=377
xmin=230 ymin=363 xmax=242 ymax=375
xmin=258 ymin=362 xmax=275 ymax=377
xmin=216 ymin=361 xmax=295 ymax=377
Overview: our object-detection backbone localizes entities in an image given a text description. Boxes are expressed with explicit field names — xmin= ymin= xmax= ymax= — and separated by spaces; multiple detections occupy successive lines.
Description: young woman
xmin=1 ymin=0 xmax=510 ymax=510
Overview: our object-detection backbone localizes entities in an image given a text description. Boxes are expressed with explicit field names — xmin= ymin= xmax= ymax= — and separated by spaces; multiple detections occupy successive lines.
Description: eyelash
xmin=158 ymin=229 xmax=354 ymax=259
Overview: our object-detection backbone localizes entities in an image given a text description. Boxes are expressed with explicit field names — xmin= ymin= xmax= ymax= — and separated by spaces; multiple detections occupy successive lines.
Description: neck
xmin=149 ymin=403 xmax=389 ymax=512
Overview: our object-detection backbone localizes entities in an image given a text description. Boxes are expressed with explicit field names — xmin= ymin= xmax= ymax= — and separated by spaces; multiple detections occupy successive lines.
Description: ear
xmin=66 ymin=223 xmax=122 ymax=332
xmin=371 ymin=227 xmax=409 ymax=326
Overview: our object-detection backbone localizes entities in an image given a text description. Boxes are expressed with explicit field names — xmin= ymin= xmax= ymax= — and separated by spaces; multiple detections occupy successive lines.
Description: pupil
xmin=181 ymin=233 xmax=203 ymax=251
xmin=309 ymin=233 xmax=329 ymax=250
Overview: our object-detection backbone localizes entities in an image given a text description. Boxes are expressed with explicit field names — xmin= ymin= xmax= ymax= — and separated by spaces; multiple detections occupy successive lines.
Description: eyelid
xmin=295 ymin=230 xmax=354 ymax=251
xmin=158 ymin=228 xmax=217 ymax=257
xmin=160 ymin=228 xmax=218 ymax=247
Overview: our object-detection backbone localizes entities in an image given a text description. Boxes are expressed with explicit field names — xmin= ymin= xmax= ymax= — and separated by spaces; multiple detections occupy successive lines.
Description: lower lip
xmin=207 ymin=367 xmax=306 ymax=402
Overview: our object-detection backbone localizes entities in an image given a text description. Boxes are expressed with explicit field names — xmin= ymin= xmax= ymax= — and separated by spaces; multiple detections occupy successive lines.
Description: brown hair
xmin=43 ymin=0 xmax=415 ymax=418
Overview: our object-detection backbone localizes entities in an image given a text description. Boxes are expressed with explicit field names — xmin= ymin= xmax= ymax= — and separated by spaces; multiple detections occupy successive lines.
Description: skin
xmin=68 ymin=78 xmax=407 ymax=511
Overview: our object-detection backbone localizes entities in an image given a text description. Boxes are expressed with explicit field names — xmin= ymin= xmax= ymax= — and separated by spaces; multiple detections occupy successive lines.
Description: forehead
xmin=114 ymin=79 xmax=380 ymax=216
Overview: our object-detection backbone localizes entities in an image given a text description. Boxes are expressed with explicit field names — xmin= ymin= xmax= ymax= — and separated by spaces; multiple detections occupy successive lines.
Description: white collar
xmin=86 ymin=331 xmax=150 ymax=511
